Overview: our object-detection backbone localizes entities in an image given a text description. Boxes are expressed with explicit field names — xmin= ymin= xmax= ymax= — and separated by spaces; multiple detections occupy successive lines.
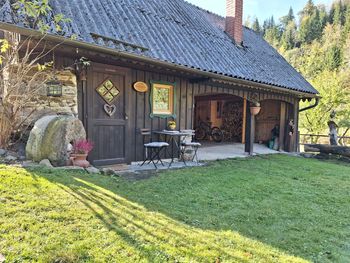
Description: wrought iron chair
xmin=140 ymin=128 xmax=169 ymax=169
xmin=180 ymin=130 xmax=201 ymax=164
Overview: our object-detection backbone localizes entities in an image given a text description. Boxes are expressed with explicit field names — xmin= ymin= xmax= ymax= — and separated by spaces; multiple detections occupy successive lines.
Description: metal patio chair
xmin=140 ymin=128 xmax=169 ymax=169
xmin=180 ymin=130 xmax=201 ymax=164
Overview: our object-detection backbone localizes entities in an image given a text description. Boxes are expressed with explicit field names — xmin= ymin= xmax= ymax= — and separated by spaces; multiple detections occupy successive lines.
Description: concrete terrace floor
xmin=197 ymin=142 xmax=279 ymax=161
xmin=107 ymin=142 xmax=279 ymax=173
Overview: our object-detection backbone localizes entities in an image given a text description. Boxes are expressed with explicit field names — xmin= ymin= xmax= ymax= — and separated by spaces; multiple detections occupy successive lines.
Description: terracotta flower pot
xmin=70 ymin=153 xmax=90 ymax=168
xmin=250 ymin=106 xmax=261 ymax=116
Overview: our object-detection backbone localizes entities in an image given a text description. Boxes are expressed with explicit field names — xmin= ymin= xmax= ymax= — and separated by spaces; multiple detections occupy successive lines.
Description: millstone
xmin=26 ymin=115 xmax=86 ymax=166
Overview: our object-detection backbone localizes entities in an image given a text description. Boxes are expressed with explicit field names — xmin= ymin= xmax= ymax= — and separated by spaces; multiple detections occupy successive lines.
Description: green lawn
xmin=0 ymin=155 xmax=349 ymax=262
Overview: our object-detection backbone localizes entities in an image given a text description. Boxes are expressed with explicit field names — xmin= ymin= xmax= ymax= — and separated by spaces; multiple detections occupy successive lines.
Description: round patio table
xmin=153 ymin=130 xmax=192 ymax=168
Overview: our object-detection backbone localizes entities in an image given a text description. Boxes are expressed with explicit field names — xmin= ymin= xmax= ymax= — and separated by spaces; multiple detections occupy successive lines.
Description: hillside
xmin=247 ymin=0 xmax=350 ymax=140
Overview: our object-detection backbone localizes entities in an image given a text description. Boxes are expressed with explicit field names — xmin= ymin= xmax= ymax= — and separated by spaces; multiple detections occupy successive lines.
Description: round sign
xmin=133 ymin=81 xmax=148 ymax=93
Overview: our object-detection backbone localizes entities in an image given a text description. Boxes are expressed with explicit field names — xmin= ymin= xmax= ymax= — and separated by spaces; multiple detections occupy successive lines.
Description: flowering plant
xmin=167 ymin=120 xmax=176 ymax=130
xmin=72 ymin=139 xmax=94 ymax=154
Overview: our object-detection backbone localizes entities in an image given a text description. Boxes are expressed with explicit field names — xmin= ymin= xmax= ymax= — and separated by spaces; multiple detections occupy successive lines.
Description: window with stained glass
xmin=96 ymin=79 xmax=120 ymax=104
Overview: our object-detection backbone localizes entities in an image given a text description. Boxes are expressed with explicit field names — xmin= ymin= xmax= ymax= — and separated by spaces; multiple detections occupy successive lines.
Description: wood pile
xmin=221 ymin=101 xmax=243 ymax=142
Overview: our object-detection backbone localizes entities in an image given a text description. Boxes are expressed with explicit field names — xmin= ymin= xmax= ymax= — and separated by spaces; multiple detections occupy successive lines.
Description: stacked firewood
xmin=221 ymin=101 xmax=243 ymax=142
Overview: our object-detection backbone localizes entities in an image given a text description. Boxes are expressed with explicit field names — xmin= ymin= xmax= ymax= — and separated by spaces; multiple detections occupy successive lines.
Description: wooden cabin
xmin=0 ymin=0 xmax=319 ymax=166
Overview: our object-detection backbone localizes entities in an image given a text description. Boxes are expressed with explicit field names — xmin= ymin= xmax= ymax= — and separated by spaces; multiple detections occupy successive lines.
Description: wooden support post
xmin=244 ymin=102 xmax=255 ymax=155
xmin=294 ymin=101 xmax=300 ymax=152
xmin=245 ymin=102 xmax=251 ymax=153
xmin=249 ymin=113 xmax=255 ymax=155
xmin=78 ymin=79 xmax=87 ymax=127
xmin=242 ymin=98 xmax=247 ymax=144
xmin=279 ymin=102 xmax=286 ymax=151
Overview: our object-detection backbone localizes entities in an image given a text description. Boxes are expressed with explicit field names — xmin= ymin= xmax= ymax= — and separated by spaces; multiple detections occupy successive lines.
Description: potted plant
xmin=250 ymin=102 xmax=261 ymax=116
xmin=70 ymin=139 xmax=94 ymax=168
xmin=168 ymin=120 xmax=177 ymax=131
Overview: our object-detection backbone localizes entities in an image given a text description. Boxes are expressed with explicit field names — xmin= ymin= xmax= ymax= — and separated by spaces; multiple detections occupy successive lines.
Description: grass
xmin=0 ymin=155 xmax=349 ymax=262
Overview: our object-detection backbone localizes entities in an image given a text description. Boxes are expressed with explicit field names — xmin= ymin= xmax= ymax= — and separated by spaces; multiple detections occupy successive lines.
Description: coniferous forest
xmin=246 ymin=0 xmax=350 ymax=141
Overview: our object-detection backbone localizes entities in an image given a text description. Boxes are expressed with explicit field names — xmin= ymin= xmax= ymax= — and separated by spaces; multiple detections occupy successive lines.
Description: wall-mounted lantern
xmin=46 ymin=79 xmax=63 ymax=97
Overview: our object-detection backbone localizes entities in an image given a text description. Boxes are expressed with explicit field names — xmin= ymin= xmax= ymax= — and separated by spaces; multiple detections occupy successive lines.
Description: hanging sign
xmin=133 ymin=81 xmax=148 ymax=93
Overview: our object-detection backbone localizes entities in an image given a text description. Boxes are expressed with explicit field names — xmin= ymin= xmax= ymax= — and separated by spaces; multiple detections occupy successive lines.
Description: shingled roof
xmin=0 ymin=0 xmax=318 ymax=94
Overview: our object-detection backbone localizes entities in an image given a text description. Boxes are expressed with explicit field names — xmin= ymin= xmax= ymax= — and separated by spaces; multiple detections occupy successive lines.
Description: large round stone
xmin=26 ymin=115 xmax=86 ymax=166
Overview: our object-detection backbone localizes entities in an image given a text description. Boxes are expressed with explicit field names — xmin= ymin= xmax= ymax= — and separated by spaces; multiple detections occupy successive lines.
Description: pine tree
xmin=244 ymin=15 xmax=251 ymax=28
xmin=343 ymin=5 xmax=350 ymax=36
xmin=344 ymin=33 xmax=350 ymax=68
xmin=325 ymin=45 xmax=343 ymax=70
xmin=287 ymin=7 xmax=295 ymax=21
xmin=265 ymin=25 xmax=281 ymax=47
xmin=300 ymin=0 xmax=316 ymax=17
xmin=252 ymin=17 xmax=261 ymax=34
xmin=310 ymin=8 xmax=323 ymax=39
xmin=318 ymin=4 xmax=329 ymax=29
xmin=280 ymin=7 xmax=295 ymax=30
xmin=281 ymin=21 xmax=297 ymax=50
xmin=263 ymin=16 xmax=276 ymax=35
xmin=299 ymin=6 xmax=323 ymax=43
xmin=332 ymin=0 xmax=346 ymax=25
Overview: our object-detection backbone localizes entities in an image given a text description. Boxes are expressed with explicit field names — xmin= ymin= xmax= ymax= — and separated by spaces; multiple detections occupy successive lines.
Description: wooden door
xmin=86 ymin=63 xmax=131 ymax=166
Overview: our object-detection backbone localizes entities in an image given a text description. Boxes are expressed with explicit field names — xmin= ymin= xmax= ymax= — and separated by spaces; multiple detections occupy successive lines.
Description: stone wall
xmin=25 ymin=70 xmax=78 ymax=124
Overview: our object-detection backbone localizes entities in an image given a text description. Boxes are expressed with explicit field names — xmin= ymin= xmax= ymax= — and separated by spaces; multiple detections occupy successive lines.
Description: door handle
xmin=125 ymin=113 xmax=129 ymax=120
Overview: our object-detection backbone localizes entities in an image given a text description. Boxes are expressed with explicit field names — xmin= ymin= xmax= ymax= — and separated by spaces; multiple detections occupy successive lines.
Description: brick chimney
xmin=225 ymin=0 xmax=243 ymax=44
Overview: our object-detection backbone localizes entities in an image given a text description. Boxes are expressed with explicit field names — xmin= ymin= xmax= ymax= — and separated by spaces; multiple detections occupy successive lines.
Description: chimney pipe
xmin=225 ymin=0 xmax=243 ymax=44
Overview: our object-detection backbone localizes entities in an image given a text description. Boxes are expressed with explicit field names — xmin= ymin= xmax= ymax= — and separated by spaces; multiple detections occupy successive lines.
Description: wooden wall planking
xmin=128 ymin=71 xmax=299 ymax=161
xmin=77 ymin=59 xmax=300 ymax=162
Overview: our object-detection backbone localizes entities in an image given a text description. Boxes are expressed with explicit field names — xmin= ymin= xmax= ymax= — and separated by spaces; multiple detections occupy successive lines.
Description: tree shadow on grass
xmin=49 ymin=156 xmax=350 ymax=262
xmin=25 ymin=167 xmax=308 ymax=263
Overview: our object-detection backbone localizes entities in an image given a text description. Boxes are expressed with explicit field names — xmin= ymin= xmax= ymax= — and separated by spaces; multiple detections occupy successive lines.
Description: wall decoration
xmin=96 ymin=78 xmax=119 ymax=117
xmin=133 ymin=81 xmax=148 ymax=93
xmin=96 ymin=79 xmax=120 ymax=104
xmin=104 ymin=104 xmax=117 ymax=117
xmin=150 ymin=81 xmax=176 ymax=118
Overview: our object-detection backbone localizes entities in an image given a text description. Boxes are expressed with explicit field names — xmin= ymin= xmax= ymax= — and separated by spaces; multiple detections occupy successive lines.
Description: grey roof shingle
xmin=0 ymin=0 xmax=318 ymax=94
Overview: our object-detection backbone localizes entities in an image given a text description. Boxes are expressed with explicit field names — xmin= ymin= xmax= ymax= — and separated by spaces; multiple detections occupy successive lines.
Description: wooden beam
xmin=189 ymin=77 xmax=211 ymax=84
xmin=249 ymin=114 xmax=255 ymax=155
xmin=294 ymin=101 xmax=300 ymax=152
xmin=279 ymin=102 xmax=286 ymax=151
xmin=242 ymin=98 xmax=247 ymax=144
xmin=245 ymin=102 xmax=255 ymax=154
xmin=304 ymin=144 xmax=350 ymax=157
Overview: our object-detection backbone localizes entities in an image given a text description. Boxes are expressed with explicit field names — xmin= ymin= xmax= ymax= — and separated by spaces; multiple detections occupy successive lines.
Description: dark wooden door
xmin=86 ymin=63 xmax=131 ymax=166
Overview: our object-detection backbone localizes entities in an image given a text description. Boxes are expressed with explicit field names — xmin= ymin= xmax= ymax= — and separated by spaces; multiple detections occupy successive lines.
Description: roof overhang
xmin=0 ymin=22 xmax=319 ymax=99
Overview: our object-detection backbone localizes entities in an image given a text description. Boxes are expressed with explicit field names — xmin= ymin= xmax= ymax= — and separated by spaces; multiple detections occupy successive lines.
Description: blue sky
xmin=186 ymin=0 xmax=333 ymax=22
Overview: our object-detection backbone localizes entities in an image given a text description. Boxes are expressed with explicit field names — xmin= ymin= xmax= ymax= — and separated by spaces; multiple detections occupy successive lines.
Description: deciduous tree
xmin=0 ymin=0 xmax=72 ymax=147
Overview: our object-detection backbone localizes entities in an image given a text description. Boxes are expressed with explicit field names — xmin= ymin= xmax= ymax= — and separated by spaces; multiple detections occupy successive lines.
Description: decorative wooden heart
xmin=104 ymin=104 xmax=116 ymax=117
